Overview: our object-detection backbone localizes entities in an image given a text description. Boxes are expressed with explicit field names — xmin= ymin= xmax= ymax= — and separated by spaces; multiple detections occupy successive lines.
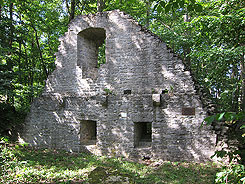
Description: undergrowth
xmin=0 ymin=141 xmax=220 ymax=184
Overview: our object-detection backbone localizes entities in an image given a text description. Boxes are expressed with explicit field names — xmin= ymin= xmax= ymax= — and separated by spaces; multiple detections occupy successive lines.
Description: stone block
xmin=152 ymin=94 xmax=161 ymax=106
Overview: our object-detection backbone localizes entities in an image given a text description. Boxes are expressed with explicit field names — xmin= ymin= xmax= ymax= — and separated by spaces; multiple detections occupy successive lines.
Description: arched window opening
xmin=77 ymin=28 xmax=106 ymax=79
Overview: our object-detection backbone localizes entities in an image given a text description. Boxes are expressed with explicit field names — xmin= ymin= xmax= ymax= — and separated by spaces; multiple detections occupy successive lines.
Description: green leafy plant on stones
xmin=203 ymin=112 xmax=245 ymax=184
xmin=151 ymin=88 xmax=156 ymax=94
xmin=215 ymin=163 xmax=245 ymax=184
xmin=103 ymin=88 xmax=113 ymax=95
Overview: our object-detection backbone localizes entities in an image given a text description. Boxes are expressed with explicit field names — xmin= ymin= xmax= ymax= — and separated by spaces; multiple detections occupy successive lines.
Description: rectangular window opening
xmin=134 ymin=122 xmax=152 ymax=148
xmin=97 ymin=40 xmax=106 ymax=68
xmin=80 ymin=120 xmax=97 ymax=145
xmin=124 ymin=89 xmax=131 ymax=95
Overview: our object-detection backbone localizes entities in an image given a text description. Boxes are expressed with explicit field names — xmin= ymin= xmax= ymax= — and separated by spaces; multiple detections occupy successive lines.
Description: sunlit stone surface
xmin=23 ymin=10 xmax=216 ymax=162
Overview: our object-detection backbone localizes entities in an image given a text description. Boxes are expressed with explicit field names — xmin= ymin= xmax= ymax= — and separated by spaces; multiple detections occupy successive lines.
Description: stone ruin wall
xmin=23 ymin=10 xmax=216 ymax=162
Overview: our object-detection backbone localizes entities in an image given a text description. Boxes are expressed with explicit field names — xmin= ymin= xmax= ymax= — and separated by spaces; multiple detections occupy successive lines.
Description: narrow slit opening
xmin=97 ymin=40 xmax=106 ymax=68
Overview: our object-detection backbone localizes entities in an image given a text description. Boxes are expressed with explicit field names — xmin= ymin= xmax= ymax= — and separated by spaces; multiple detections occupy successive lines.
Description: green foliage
xmin=203 ymin=112 xmax=245 ymax=126
xmin=203 ymin=111 xmax=245 ymax=160
xmin=0 ymin=0 xmax=67 ymax=136
xmin=154 ymin=0 xmax=203 ymax=14
xmin=103 ymin=88 xmax=113 ymax=95
xmin=105 ymin=0 xmax=148 ymax=23
xmin=0 ymin=144 xmax=219 ymax=183
xmin=0 ymin=103 xmax=26 ymax=136
xmin=215 ymin=163 xmax=245 ymax=184
xmin=203 ymin=111 xmax=245 ymax=183
xmin=150 ymin=0 xmax=244 ymax=113
xmin=97 ymin=42 xmax=106 ymax=67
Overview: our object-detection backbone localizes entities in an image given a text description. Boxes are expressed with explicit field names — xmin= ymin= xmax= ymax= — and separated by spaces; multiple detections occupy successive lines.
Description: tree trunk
xmin=241 ymin=51 xmax=245 ymax=111
xmin=146 ymin=0 xmax=150 ymax=28
xmin=231 ymin=61 xmax=239 ymax=111
xmin=18 ymin=12 xmax=23 ymax=83
xmin=24 ymin=42 xmax=29 ymax=86
xmin=70 ymin=0 xmax=76 ymax=22
xmin=9 ymin=2 xmax=14 ymax=52
xmin=97 ymin=0 xmax=104 ymax=12
xmin=0 ymin=3 xmax=2 ymax=20
xmin=6 ymin=2 xmax=14 ymax=104
xmin=183 ymin=13 xmax=191 ymax=70
xmin=32 ymin=25 xmax=48 ymax=78
xmin=65 ymin=0 xmax=70 ymax=15
xmin=66 ymin=0 xmax=76 ymax=22
xmin=18 ymin=39 xmax=22 ymax=82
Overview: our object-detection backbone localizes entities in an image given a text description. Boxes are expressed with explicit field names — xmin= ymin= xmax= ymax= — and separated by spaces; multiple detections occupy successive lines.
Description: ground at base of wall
xmin=0 ymin=144 xmax=220 ymax=184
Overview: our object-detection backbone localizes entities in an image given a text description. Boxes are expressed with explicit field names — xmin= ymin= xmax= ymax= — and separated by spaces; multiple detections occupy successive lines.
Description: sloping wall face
xmin=23 ymin=10 xmax=216 ymax=161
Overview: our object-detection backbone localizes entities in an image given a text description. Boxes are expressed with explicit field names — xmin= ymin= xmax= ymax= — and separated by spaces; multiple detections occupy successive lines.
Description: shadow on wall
xmin=24 ymin=11 xmax=216 ymax=162
xmin=86 ymin=12 xmax=215 ymax=162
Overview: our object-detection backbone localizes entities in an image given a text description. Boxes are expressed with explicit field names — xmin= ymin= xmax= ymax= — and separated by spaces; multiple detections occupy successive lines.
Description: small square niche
xmin=182 ymin=107 xmax=195 ymax=116
xmin=124 ymin=89 xmax=131 ymax=95
xmin=80 ymin=120 xmax=97 ymax=145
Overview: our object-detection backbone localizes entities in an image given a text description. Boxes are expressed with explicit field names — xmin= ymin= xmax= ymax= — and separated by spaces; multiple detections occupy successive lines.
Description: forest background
xmin=0 ymin=0 xmax=244 ymax=180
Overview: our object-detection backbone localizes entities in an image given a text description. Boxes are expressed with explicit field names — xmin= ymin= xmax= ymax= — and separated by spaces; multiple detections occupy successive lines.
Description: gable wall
xmin=23 ymin=10 xmax=216 ymax=161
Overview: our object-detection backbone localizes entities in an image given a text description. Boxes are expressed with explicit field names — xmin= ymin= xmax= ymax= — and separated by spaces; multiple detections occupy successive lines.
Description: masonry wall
xmin=23 ymin=10 xmax=216 ymax=162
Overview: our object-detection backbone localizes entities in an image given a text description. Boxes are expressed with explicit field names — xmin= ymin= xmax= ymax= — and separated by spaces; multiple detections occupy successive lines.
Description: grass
xmin=0 ymin=143 xmax=220 ymax=184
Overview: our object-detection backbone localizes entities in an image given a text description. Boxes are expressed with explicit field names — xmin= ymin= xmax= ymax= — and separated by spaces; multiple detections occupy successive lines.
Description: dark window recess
xmin=162 ymin=89 xmax=168 ymax=94
xmin=80 ymin=120 xmax=97 ymax=145
xmin=182 ymin=107 xmax=195 ymax=116
xmin=134 ymin=122 xmax=152 ymax=148
xmin=124 ymin=90 xmax=131 ymax=95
